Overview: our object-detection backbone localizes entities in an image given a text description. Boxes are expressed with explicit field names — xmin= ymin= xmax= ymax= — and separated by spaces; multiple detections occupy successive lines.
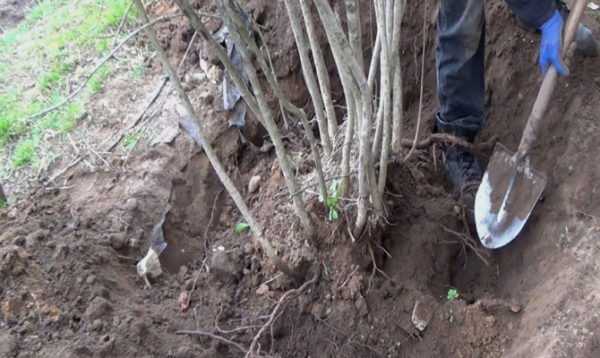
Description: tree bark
xmin=0 ymin=184 xmax=6 ymax=203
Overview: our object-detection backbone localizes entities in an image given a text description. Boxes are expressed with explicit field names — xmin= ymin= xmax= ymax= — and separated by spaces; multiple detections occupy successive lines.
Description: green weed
xmin=234 ymin=222 xmax=250 ymax=233
xmin=447 ymin=288 xmax=459 ymax=301
xmin=320 ymin=180 xmax=343 ymax=221
xmin=122 ymin=130 xmax=146 ymax=150
xmin=13 ymin=138 xmax=37 ymax=166
xmin=88 ymin=64 xmax=113 ymax=93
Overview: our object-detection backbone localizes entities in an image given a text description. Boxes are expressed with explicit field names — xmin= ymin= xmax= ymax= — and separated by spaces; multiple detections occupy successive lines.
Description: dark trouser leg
xmin=436 ymin=0 xmax=485 ymax=142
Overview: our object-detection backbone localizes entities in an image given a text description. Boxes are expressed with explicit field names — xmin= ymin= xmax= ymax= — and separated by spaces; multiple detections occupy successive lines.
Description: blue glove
xmin=539 ymin=10 xmax=568 ymax=76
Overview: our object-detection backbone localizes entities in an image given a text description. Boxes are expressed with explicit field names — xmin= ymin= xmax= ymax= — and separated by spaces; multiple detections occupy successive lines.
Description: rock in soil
xmin=83 ymin=296 xmax=112 ymax=322
xmin=0 ymin=333 xmax=18 ymax=357
xmin=412 ymin=298 xmax=433 ymax=332
xmin=210 ymin=249 xmax=243 ymax=283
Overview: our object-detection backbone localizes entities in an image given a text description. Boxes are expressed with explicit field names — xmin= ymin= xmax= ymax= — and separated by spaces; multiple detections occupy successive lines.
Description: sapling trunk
xmin=299 ymin=0 xmax=338 ymax=141
xmin=282 ymin=0 xmax=332 ymax=157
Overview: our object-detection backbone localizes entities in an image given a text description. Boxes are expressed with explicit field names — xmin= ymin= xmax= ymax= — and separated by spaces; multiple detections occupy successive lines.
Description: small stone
xmin=86 ymin=275 xmax=96 ymax=285
xmin=486 ymin=315 xmax=497 ymax=325
xmin=199 ymin=59 xmax=210 ymax=73
xmin=411 ymin=299 xmax=432 ymax=332
xmin=256 ymin=284 xmax=269 ymax=296
xmin=185 ymin=72 xmax=206 ymax=86
xmin=178 ymin=265 xmax=189 ymax=279
xmin=0 ymin=333 xmax=18 ymax=357
xmin=243 ymin=243 xmax=254 ymax=255
xmin=210 ymin=250 xmax=243 ymax=283
xmin=206 ymin=66 xmax=223 ymax=84
xmin=248 ymin=175 xmax=262 ymax=194
xmin=310 ymin=303 xmax=325 ymax=319
xmin=178 ymin=291 xmax=190 ymax=311
xmin=83 ymin=297 xmax=112 ymax=322
xmin=91 ymin=319 xmax=103 ymax=332
xmin=355 ymin=294 xmax=369 ymax=317
xmin=12 ymin=236 xmax=25 ymax=246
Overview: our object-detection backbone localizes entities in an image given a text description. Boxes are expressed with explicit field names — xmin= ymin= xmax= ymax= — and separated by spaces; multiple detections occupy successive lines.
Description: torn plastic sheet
xmin=217 ymin=9 xmax=252 ymax=129
xmin=136 ymin=204 xmax=171 ymax=286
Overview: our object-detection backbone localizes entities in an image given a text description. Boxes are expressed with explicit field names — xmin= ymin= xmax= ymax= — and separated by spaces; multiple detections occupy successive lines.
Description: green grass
xmin=122 ymin=129 xmax=147 ymax=151
xmin=0 ymin=0 xmax=137 ymax=172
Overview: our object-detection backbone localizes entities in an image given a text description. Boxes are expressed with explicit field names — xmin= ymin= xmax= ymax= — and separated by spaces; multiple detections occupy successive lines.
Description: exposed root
xmin=246 ymin=271 xmax=320 ymax=357
xmin=439 ymin=224 xmax=491 ymax=266
xmin=401 ymin=134 xmax=497 ymax=156
xmin=175 ymin=330 xmax=249 ymax=354
xmin=367 ymin=243 xmax=392 ymax=294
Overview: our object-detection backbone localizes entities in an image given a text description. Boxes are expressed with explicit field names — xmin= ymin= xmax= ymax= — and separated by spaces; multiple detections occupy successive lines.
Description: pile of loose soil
xmin=1 ymin=0 xmax=600 ymax=357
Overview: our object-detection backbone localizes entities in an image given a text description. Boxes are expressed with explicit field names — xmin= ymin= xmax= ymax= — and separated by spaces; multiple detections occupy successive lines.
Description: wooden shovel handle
xmin=516 ymin=0 xmax=589 ymax=160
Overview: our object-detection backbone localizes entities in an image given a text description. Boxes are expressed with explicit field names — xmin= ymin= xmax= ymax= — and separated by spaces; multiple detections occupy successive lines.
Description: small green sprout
xmin=234 ymin=222 xmax=250 ymax=233
xmin=447 ymin=288 xmax=459 ymax=301
xmin=320 ymin=180 xmax=342 ymax=221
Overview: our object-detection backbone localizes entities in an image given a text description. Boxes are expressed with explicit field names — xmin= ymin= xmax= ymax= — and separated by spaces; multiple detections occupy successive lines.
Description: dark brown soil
xmin=1 ymin=0 xmax=600 ymax=357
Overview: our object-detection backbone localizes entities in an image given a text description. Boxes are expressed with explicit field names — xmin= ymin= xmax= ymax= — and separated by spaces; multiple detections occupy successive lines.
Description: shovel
xmin=474 ymin=0 xmax=589 ymax=249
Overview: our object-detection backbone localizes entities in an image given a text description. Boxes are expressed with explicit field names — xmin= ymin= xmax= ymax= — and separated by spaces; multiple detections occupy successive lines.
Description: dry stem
xmin=299 ymin=0 xmax=338 ymax=141
xmin=283 ymin=0 xmax=332 ymax=157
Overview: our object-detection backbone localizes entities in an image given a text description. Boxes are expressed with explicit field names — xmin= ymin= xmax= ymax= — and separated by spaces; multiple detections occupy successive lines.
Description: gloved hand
xmin=539 ymin=10 xmax=568 ymax=76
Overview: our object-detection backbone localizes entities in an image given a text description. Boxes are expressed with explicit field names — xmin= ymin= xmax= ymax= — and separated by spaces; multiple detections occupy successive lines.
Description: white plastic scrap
xmin=137 ymin=204 xmax=171 ymax=286
xmin=137 ymin=247 xmax=163 ymax=286
xmin=589 ymin=2 xmax=599 ymax=10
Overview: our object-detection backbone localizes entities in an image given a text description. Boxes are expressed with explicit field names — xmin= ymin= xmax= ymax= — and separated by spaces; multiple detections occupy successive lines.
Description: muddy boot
xmin=443 ymin=145 xmax=482 ymax=215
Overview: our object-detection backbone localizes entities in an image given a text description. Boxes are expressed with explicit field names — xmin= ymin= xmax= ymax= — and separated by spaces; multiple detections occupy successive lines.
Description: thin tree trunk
xmin=137 ymin=0 xmax=299 ymax=278
xmin=217 ymin=0 xmax=314 ymax=236
xmin=340 ymin=92 xmax=356 ymax=196
xmin=391 ymin=0 xmax=406 ymax=153
xmin=299 ymin=0 xmax=338 ymax=142
xmin=312 ymin=0 xmax=382 ymax=236
xmin=0 ymin=184 xmax=6 ymax=203
xmin=367 ymin=31 xmax=381 ymax=93
xmin=283 ymin=0 xmax=332 ymax=157
xmin=345 ymin=0 xmax=363 ymax=70
xmin=378 ymin=0 xmax=393 ymax=194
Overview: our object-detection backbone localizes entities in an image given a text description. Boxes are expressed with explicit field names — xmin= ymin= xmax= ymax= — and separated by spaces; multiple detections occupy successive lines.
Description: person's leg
xmin=436 ymin=0 xmax=485 ymax=208
xmin=436 ymin=0 xmax=485 ymax=141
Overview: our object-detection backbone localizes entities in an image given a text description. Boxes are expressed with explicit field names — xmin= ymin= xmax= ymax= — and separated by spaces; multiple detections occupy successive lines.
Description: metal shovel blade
xmin=474 ymin=143 xmax=547 ymax=249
